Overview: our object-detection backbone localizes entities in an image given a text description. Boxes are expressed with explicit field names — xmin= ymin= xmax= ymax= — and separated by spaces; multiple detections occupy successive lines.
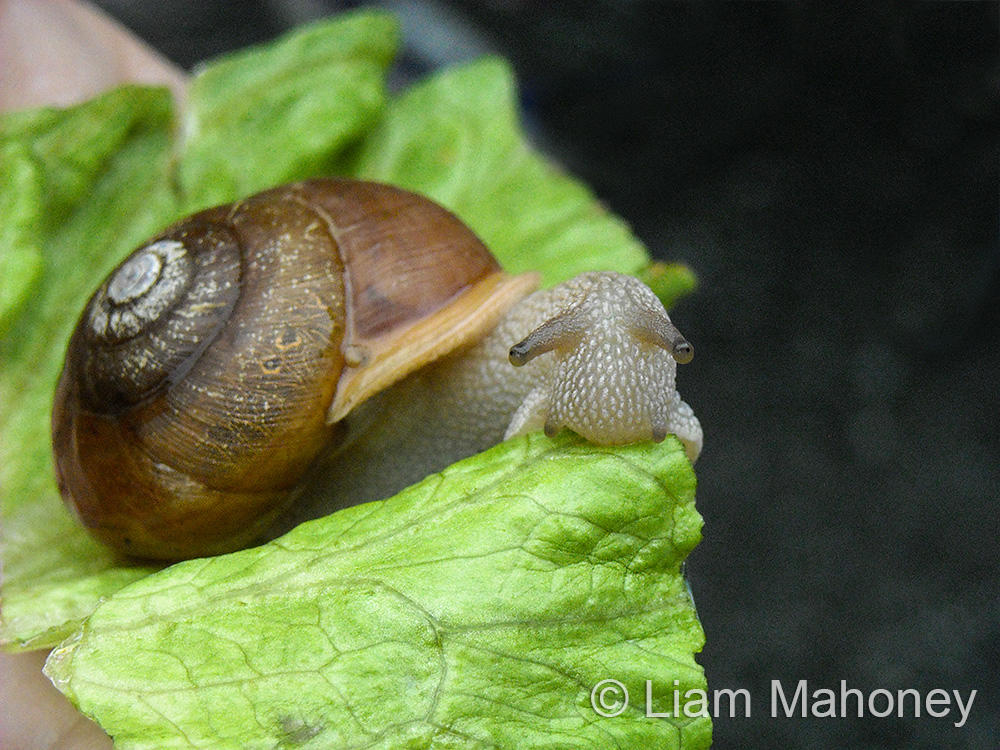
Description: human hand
xmin=0 ymin=0 xmax=185 ymax=111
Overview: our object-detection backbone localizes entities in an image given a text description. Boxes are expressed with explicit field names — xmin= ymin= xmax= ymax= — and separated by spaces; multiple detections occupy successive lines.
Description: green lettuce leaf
xmin=2 ymin=9 xmax=708 ymax=748
xmin=1 ymin=13 xmax=702 ymax=730
xmin=0 ymin=86 xmax=178 ymax=649
xmin=0 ymin=142 xmax=43 ymax=334
xmin=348 ymin=58 xmax=649 ymax=287
xmin=46 ymin=434 xmax=709 ymax=749
xmin=178 ymin=12 xmax=397 ymax=210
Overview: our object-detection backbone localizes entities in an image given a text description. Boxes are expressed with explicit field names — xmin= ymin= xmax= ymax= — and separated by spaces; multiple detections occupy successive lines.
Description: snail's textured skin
xmin=53 ymin=179 xmax=702 ymax=560
xmin=277 ymin=271 xmax=702 ymax=531
xmin=502 ymin=272 xmax=701 ymax=452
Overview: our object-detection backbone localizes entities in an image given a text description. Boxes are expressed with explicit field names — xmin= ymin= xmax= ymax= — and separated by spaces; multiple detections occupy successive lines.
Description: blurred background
xmin=90 ymin=1 xmax=1000 ymax=747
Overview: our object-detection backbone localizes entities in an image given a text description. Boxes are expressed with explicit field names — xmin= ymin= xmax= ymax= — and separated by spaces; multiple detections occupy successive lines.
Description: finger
xmin=0 ymin=649 xmax=112 ymax=750
xmin=0 ymin=0 xmax=187 ymax=112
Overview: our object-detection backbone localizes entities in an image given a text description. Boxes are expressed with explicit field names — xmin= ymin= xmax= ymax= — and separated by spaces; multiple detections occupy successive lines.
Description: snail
xmin=52 ymin=178 xmax=702 ymax=560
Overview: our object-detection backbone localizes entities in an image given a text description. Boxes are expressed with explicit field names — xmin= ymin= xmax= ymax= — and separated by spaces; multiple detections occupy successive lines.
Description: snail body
xmin=53 ymin=179 xmax=701 ymax=560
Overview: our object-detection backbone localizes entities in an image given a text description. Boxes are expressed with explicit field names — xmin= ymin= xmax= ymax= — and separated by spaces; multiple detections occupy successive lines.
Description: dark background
xmin=94 ymin=1 xmax=999 ymax=747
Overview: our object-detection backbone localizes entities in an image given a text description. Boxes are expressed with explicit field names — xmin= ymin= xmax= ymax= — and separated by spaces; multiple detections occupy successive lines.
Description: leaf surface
xmin=178 ymin=12 xmax=398 ymax=210
xmin=349 ymin=58 xmax=650 ymax=287
xmin=0 ymin=11 xmax=699 ymax=698
xmin=0 ymin=86 xmax=176 ymax=648
xmin=47 ymin=435 xmax=709 ymax=749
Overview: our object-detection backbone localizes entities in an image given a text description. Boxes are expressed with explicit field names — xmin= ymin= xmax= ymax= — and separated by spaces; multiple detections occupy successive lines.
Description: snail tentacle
xmin=508 ymin=307 xmax=585 ymax=366
xmin=629 ymin=307 xmax=695 ymax=364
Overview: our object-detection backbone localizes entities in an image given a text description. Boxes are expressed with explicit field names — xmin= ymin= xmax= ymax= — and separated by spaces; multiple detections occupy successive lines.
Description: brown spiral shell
xmin=52 ymin=179 xmax=534 ymax=560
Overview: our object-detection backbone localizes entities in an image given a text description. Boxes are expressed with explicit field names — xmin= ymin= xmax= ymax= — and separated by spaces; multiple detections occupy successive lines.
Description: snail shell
xmin=52 ymin=179 xmax=535 ymax=560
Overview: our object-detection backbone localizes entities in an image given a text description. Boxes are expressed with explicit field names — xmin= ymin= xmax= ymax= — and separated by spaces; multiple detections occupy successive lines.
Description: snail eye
xmin=671 ymin=339 xmax=694 ymax=365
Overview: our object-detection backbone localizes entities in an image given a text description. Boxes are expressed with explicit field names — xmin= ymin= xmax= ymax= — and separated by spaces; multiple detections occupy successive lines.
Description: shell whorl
xmin=53 ymin=178 xmax=523 ymax=559
xmin=75 ymin=224 xmax=242 ymax=414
